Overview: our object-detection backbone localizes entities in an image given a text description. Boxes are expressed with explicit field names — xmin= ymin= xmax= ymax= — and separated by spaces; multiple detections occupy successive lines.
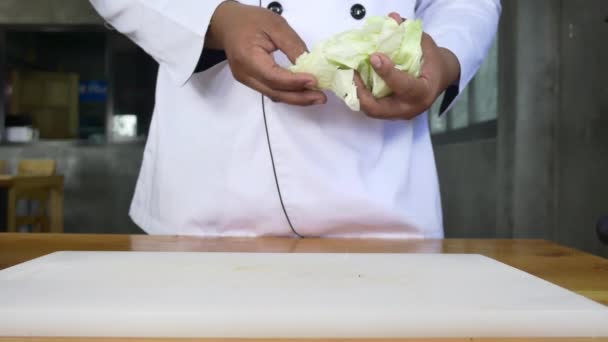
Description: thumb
xmin=370 ymin=53 xmax=422 ymax=99
xmin=388 ymin=12 xmax=404 ymax=24
xmin=370 ymin=53 xmax=396 ymax=77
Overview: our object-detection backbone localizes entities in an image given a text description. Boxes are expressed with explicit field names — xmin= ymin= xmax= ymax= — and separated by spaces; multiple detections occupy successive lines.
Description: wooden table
xmin=0 ymin=233 xmax=607 ymax=342
xmin=0 ymin=175 xmax=64 ymax=233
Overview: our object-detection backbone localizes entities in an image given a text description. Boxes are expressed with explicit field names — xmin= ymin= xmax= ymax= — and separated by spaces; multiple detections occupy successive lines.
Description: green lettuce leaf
xmin=289 ymin=16 xmax=423 ymax=111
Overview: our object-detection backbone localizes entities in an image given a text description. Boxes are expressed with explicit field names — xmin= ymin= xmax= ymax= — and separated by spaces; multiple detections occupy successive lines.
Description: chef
xmin=89 ymin=0 xmax=500 ymax=238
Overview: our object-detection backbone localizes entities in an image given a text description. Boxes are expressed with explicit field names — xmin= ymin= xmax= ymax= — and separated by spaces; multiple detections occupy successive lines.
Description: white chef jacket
xmin=90 ymin=0 xmax=501 ymax=238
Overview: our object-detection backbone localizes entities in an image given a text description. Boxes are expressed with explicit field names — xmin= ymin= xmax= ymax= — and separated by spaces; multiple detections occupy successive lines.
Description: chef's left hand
xmin=356 ymin=13 xmax=461 ymax=120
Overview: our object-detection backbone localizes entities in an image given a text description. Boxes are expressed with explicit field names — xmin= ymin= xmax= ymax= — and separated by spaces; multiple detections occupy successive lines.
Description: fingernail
xmin=371 ymin=55 xmax=382 ymax=68
xmin=305 ymin=80 xmax=316 ymax=88
xmin=314 ymin=98 xmax=325 ymax=105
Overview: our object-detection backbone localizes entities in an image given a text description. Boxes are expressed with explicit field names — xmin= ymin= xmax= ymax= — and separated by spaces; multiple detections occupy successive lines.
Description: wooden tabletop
xmin=0 ymin=233 xmax=607 ymax=342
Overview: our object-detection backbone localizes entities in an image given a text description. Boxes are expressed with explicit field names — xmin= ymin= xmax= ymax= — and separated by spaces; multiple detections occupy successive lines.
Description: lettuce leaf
xmin=290 ymin=16 xmax=423 ymax=111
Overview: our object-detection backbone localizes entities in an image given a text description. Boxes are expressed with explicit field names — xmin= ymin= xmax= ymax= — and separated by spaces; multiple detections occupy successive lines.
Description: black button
xmin=267 ymin=1 xmax=283 ymax=15
xmin=351 ymin=4 xmax=366 ymax=20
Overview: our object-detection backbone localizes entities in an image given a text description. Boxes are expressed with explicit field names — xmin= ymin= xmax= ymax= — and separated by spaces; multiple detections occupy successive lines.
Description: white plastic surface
xmin=1 ymin=252 xmax=607 ymax=338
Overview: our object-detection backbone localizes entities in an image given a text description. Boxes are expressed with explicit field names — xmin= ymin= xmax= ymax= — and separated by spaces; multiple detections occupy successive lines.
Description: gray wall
xmin=555 ymin=0 xmax=608 ymax=256
xmin=499 ymin=0 xmax=608 ymax=257
xmin=438 ymin=0 xmax=608 ymax=257
xmin=435 ymin=139 xmax=498 ymax=239
xmin=0 ymin=142 xmax=144 ymax=234
xmin=0 ymin=0 xmax=102 ymax=25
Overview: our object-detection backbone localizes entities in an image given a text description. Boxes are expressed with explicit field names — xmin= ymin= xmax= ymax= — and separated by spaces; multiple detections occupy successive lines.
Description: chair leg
xmin=38 ymin=214 xmax=49 ymax=233
xmin=32 ymin=220 xmax=42 ymax=233
xmin=34 ymin=200 xmax=45 ymax=233
xmin=7 ymin=188 xmax=17 ymax=233
xmin=49 ymin=185 xmax=64 ymax=233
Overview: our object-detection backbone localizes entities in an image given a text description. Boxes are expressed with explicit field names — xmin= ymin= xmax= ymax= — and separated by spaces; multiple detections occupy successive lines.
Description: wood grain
xmin=0 ymin=234 xmax=607 ymax=342
xmin=0 ymin=174 xmax=64 ymax=188
xmin=17 ymin=159 xmax=57 ymax=176
xmin=1 ymin=339 xmax=606 ymax=342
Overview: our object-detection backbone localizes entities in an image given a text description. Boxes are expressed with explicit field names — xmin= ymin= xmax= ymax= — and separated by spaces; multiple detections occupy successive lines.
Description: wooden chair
xmin=18 ymin=159 xmax=56 ymax=176
xmin=15 ymin=159 xmax=57 ymax=233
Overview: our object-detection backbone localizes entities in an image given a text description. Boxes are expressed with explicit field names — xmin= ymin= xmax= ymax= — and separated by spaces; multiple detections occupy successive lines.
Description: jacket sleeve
xmin=415 ymin=0 xmax=501 ymax=113
xmin=89 ymin=0 xmax=226 ymax=85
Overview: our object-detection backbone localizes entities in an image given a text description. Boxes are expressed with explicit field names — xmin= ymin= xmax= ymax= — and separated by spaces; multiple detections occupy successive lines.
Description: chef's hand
xmin=206 ymin=1 xmax=327 ymax=106
xmin=356 ymin=13 xmax=461 ymax=120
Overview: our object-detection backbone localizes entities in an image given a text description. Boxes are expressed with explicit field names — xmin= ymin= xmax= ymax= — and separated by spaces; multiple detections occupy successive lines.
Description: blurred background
xmin=0 ymin=1 xmax=606 ymax=257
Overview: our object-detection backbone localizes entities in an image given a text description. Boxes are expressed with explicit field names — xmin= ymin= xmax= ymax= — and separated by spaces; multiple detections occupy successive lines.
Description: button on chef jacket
xmin=90 ymin=0 xmax=501 ymax=238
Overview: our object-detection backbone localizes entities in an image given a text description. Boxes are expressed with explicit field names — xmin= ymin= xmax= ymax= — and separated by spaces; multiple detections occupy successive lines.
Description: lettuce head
xmin=289 ymin=16 xmax=423 ymax=111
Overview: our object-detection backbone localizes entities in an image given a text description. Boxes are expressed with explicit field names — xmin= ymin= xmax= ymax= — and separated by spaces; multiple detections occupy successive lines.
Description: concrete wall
xmin=497 ymin=1 xmax=561 ymax=240
xmin=500 ymin=0 xmax=608 ymax=257
xmin=0 ymin=142 xmax=144 ymax=234
xmin=554 ymin=0 xmax=608 ymax=256
xmin=0 ymin=0 xmax=102 ymax=25
xmin=435 ymin=139 xmax=498 ymax=239
xmin=438 ymin=0 xmax=608 ymax=257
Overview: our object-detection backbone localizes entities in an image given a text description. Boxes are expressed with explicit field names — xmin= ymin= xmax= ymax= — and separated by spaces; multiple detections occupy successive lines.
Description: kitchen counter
xmin=0 ymin=233 xmax=607 ymax=341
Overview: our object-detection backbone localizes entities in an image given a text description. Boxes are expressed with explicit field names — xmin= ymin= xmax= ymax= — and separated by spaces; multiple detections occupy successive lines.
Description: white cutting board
xmin=0 ymin=252 xmax=607 ymax=338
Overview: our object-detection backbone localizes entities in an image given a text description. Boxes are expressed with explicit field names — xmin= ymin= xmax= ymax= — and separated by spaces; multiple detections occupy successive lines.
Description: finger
xmin=355 ymin=74 xmax=416 ymax=119
xmin=370 ymin=53 xmax=426 ymax=99
xmin=247 ymin=48 xmax=318 ymax=91
xmin=375 ymin=96 xmax=421 ymax=120
xmin=267 ymin=17 xmax=309 ymax=64
xmin=247 ymin=77 xmax=327 ymax=106
xmin=418 ymin=34 xmax=442 ymax=80
xmin=388 ymin=12 xmax=404 ymax=24
xmin=355 ymin=74 xmax=393 ymax=118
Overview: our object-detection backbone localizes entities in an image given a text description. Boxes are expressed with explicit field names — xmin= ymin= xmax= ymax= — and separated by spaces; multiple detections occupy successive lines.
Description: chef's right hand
xmin=206 ymin=1 xmax=327 ymax=106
